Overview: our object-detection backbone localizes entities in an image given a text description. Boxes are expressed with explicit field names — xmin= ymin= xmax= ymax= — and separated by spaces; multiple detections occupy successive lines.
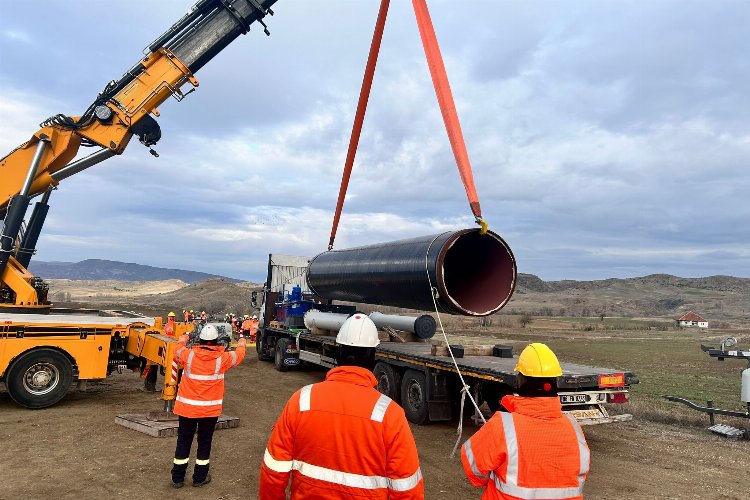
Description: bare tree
xmin=519 ymin=313 xmax=534 ymax=328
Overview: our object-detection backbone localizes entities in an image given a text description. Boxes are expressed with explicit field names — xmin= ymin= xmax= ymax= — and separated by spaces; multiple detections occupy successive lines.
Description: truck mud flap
xmin=427 ymin=370 xmax=451 ymax=421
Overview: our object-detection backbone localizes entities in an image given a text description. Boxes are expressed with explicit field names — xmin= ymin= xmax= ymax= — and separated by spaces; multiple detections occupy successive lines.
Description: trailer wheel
xmin=256 ymin=335 xmax=272 ymax=361
xmin=274 ymin=338 xmax=291 ymax=372
xmin=374 ymin=362 xmax=402 ymax=404
xmin=401 ymin=369 xmax=429 ymax=424
xmin=6 ymin=349 xmax=73 ymax=409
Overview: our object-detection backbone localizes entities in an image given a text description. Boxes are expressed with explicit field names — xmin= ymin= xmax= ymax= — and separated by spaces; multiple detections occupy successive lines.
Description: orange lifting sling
xmin=328 ymin=0 xmax=486 ymax=250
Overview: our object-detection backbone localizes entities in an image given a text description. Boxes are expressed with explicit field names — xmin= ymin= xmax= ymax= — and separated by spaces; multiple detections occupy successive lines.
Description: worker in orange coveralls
xmin=170 ymin=324 xmax=247 ymax=488
xmin=241 ymin=314 xmax=257 ymax=342
xmin=163 ymin=311 xmax=177 ymax=337
xmin=259 ymin=314 xmax=423 ymax=499
xmin=461 ymin=343 xmax=590 ymax=500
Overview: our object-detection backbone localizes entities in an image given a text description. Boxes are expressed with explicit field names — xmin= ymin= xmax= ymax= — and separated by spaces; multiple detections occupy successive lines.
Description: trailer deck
xmin=271 ymin=328 xmax=636 ymax=391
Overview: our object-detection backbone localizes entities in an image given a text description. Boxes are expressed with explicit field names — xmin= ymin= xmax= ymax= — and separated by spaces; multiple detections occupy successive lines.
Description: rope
xmin=424 ymin=235 xmax=486 ymax=459
xmin=328 ymin=0 xmax=391 ymax=251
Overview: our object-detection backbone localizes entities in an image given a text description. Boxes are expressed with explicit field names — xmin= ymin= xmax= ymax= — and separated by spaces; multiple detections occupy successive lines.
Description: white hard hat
xmin=336 ymin=314 xmax=380 ymax=348
xmin=252 ymin=315 xmax=258 ymax=320
xmin=199 ymin=324 xmax=219 ymax=341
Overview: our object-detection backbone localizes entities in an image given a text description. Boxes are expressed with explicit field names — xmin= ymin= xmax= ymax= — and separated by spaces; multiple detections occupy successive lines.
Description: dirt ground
xmin=1 ymin=355 xmax=748 ymax=500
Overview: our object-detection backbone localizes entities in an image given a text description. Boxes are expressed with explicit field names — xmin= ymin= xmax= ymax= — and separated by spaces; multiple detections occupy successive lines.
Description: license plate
xmin=565 ymin=408 xmax=604 ymax=420
xmin=283 ymin=358 xmax=300 ymax=366
xmin=560 ymin=394 xmax=588 ymax=403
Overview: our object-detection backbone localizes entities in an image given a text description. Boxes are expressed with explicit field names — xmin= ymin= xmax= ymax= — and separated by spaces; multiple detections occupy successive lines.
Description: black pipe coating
xmin=307 ymin=228 xmax=517 ymax=316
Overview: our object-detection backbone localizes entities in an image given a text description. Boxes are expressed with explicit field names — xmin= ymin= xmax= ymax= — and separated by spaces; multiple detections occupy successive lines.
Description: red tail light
xmin=607 ymin=392 xmax=630 ymax=403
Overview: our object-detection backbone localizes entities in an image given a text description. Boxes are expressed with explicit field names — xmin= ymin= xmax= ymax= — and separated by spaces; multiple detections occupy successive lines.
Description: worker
xmin=200 ymin=310 xmax=207 ymax=323
xmin=170 ymin=324 xmax=247 ymax=488
xmin=163 ymin=311 xmax=177 ymax=338
xmin=259 ymin=314 xmax=423 ymax=499
xmin=184 ymin=309 xmax=190 ymax=322
xmin=250 ymin=314 xmax=260 ymax=341
xmin=188 ymin=309 xmax=195 ymax=322
xmin=461 ymin=343 xmax=590 ymax=500
xmin=241 ymin=314 xmax=255 ymax=341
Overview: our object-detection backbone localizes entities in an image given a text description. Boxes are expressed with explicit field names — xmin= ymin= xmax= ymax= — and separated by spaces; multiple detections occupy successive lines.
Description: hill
xmin=512 ymin=273 xmax=750 ymax=322
xmin=30 ymin=259 xmax=240 ymax=284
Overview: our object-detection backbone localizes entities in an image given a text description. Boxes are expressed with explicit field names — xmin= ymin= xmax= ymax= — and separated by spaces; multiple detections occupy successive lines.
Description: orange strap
xmin=328 ymin=0 xmax=485 ymax=250
xmin=411 ymin=0 xmax=482 ymax=221
xmin=328 ymin=0 xmax=391 ymax=251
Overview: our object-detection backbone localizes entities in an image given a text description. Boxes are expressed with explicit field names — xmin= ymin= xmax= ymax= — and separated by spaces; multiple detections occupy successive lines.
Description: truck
xmin=255 ymin=254 xmax=639 ymax=425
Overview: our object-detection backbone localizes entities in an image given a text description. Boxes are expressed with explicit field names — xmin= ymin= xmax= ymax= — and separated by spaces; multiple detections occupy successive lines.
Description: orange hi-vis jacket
xmin=173 ymin=334 xmax=246 ymax=418
xmin=241 ymin=319 xmax=253 ymax=331
xmin=163 ymin=319 xmax=176 ymax=337
xmin=259 ymin=366 xmax=424 ymax=499
xmin=461 ymin=395 xmax=590 ymax=500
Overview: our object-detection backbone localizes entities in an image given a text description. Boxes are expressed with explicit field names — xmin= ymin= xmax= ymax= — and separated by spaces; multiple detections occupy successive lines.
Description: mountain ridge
xmin=30 ymin=259 xmax=241 ymax=284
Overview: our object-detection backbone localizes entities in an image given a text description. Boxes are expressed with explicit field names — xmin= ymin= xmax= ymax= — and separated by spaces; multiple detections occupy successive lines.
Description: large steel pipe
xmin=307 ymin=228 xmax=516 ymax=316
xmin=303 ymin=310 xmax=351 ymax=332
xmin=369 ymin=312 xmax=436 ymax=339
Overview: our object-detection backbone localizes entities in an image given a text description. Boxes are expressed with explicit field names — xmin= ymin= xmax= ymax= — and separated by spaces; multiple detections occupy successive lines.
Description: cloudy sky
xmin=1 ymin=0 xmax=748 ymax=282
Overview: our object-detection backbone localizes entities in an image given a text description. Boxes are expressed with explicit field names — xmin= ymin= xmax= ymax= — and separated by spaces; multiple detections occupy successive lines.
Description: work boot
xmin=192 ymin=473 xmax=211 ymax=487
xmin=171 ymin=481 xmax=184 ymax=489
xmin=143 ymin=381 xmax=157 ymax=392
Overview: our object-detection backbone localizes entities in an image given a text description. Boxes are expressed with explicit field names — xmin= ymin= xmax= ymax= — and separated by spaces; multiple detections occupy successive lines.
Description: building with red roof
xmin=676 ymin=311 xmax=708 ymax=328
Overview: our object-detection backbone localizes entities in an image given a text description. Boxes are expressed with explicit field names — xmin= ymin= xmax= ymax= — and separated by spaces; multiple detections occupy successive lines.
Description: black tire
xmin=482 ymin=383 xmax=502 ymax=413
xmin=374 ymin=362 xmax=402 ymax=404
xmin=256 ymin=334 xmax=272 ymax=361
xmin=274 ymin=338 xmax=290 ymax=372
xmin=400 ymin=369 xmax=429 ymax=424
xmin=6 ymin=348 xmax=73 ymax=409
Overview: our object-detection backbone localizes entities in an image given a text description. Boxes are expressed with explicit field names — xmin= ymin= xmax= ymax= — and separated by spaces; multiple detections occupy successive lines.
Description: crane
xmin=0 ymin=0 xmax=278 ymax=312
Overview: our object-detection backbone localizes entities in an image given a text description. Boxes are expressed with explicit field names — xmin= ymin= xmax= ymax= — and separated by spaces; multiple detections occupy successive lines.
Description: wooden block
xmin=115 ymin=413 xmax=239 ymax=438
xmin=309 ymin=326 xmax=330 ymax=336
xmin=430 ymin=344 xmax=496 ymax=357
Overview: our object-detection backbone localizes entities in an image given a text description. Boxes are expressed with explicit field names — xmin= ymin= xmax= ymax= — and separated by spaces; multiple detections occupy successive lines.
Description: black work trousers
xmin=171 ymin=415 xmax=219 ymax=484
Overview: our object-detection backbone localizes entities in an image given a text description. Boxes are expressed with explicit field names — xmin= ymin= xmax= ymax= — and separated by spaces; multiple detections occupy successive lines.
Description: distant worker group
xmin=162 ymin=313 xmax=589 ymax=498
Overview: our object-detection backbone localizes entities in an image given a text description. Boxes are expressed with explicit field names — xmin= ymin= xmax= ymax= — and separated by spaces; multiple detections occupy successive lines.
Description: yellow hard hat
xmin=515 ymin=343 xmax=562 ymax=377
xmin=168 ymin=312 xmax=175 ymax=317
xmin=190 ymin=309 xmax=194 ymax=313
xmin=244 ymin=314 xmax=249 ymax=319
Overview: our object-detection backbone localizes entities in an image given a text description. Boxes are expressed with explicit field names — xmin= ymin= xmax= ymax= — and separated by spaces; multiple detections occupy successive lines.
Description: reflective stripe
xmin=230 ymin=351 xmax=237 ymax=366
xmin=290 ymin=460 xmax=421 ymax=491
xmin=488 ymin=411 xmax=586 ymax=499
xmin=299 ymin=384 xmax=312 ymax=412
xmin=389 ymin=468 xmax=423 ymax=491
xmin=370 ymin=394 xmax=391 ymax=422
xmin=565 ymin=414 xmax=590 ymax=479
xmin=180 ymin=349 xmax=225 ymax=380
xmin=499 ymin=412 xmax=518 ymax=485
xmin=183 ymin=372 xmax=224 ymax=381
xmin=264 ymin=449 xmax=293 ymax=473
xmin=173 ymin=457 xmax=189 ymax=465
xmin=195 ymin=458 xmax=210 ymax=466
xmin=185 ymin=351 xmax=195 ymax=376
xmin=293 ymin=461 xmax=388 ymax=489
xmin=176 ymin=395 xmax=222 ymax=406
xmin=463 ymin=438 xmax=488 ymax=480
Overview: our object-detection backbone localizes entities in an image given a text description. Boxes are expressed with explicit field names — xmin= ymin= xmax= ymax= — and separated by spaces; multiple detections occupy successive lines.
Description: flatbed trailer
xmin=255 ymin=253 xmax=638 ymax=425
xmin=0 ymin=312 xmax=191 ymax=409
xmin=258 ymin=326 xmax=637 ymax=425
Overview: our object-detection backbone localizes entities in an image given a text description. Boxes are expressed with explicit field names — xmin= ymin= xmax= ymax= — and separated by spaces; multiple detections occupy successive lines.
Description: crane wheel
xmin=6 ymin=348 xmax=73 ymax=409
